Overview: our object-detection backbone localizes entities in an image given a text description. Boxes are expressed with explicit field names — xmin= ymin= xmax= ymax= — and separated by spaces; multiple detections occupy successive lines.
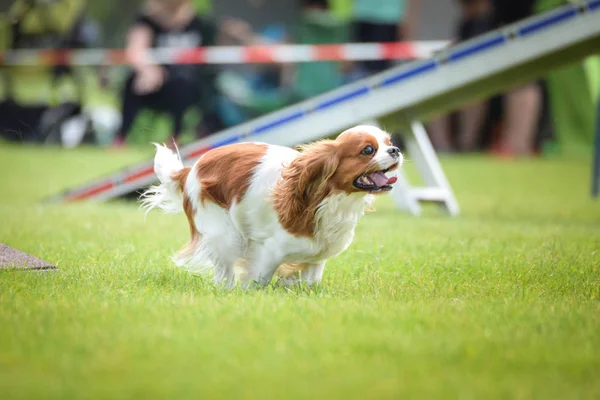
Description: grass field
xmin=1 ymin=143 xmax=599 ymax=399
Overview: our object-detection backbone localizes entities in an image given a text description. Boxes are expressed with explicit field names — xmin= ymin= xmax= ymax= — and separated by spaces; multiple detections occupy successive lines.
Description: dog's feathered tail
xmin=139 ymin=143 xmax=187 ymax=215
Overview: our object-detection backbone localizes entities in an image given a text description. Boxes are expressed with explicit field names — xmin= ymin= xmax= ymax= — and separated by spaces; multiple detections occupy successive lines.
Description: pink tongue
xmin=369 ymin=171 xmax=396 ymax=187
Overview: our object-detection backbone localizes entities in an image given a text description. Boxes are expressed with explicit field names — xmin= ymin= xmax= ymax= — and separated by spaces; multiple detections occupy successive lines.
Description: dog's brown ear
xmin=274 ymin=141 xmax=339 ymax=237
xmin=296 ymin=141 xmax=339 ymax=202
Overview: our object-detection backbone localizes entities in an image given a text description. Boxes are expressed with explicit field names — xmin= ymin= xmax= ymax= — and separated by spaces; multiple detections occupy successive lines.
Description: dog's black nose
xmin=387 ymin=147 xmax=400 ymax=159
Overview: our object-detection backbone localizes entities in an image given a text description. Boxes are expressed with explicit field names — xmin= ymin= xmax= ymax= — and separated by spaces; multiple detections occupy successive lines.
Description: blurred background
xmin=0 ymin=0 xmax=598 ymax=158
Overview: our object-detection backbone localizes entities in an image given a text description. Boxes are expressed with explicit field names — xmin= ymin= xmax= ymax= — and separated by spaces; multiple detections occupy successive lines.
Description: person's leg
xmin=457 ymin=101 xmax=487 ymax=152
xmin=113 ymin=75 xmax=142 ymax=146
xmin=156 ymin=77 xmax=200 ymax=146
xmin=196 ymin=69 xmax=227 ymax=138
xmin=427 ymin=115 xmax=454 ymax=152
xmin=490 ymin=0 xmax=540 ymax=156
xmin=498 ymin=82 xmax=542 ymax=156
xmin=166 ymin=80 xmax=189 ymax=144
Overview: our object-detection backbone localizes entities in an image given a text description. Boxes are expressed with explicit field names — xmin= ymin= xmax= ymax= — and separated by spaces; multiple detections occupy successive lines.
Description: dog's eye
xmin=361 ymin=145 xmax=375 ymax=156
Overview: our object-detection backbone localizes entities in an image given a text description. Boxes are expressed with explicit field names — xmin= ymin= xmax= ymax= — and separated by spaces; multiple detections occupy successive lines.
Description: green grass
xmin=1 ymin=144 xmax=599 ymax=399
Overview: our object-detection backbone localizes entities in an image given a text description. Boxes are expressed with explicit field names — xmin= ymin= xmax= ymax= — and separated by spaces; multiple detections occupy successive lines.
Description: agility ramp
xmin=46 ymin=0 xmax=600 ymax=217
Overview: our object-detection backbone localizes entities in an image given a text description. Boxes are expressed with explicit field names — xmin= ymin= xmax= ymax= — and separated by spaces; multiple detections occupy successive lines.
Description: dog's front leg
xmin=244 ymin=242 xmax=283 ymax=288
xmin=299 ymin=261 xmax=326 ymax=286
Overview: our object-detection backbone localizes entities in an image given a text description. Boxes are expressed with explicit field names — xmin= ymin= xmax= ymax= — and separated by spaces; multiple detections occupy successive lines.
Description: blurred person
xmin=349 ymin=0 xmax=420 ymax=150
xmin=490 ymin=0 xmax=542 ymax=157
xmin=428 ymin=0 xmax=495 ymax=152
xmin=218 ymin=17 xmax=294 ymax=122
xmin=216 ymin=0 xmax=350 ymax=119
xmin=4 ymin=0 xmax=88 ymax=105
xmin=429 ymin=0 xmax=544 ymax=156
xmin=112 ymin=0 xmax=222 ymax=148
xmin=351 ymin=0 xmax=421 ymax=76
xmin=295 ymin=0 xmax=351 ymax=97
xmin=1 ymin=0 xmax=94 ymax=145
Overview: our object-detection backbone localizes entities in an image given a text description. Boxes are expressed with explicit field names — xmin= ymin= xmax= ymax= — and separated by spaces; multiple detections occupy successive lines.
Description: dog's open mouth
xmin=353 ymin=167 xmax=398 ymax=193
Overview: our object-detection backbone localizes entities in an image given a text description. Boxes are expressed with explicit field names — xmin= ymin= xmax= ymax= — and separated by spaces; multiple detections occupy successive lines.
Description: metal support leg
xmin=383 ymin=120 xmax=460 ymax=216
xmin=405 ymin=121 xmax=460 ymax=215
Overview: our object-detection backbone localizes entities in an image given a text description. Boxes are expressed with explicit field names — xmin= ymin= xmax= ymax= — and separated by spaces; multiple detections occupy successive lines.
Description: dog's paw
xmin=274 ymin=275 xmax=300 ymax=289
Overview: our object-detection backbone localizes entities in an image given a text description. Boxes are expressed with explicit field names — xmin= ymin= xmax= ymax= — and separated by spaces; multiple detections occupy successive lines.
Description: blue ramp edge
xmin=316 ymin=86 xmax=370 ymax=111
xmin=518 ymin=7 xmax=578 ymax=37
xmin=447 ymin=34 xmax=506 ymax=63
xmin=212 ymin=135 xmax=242 ymax=148
xmin=381 ymin=61 xmax=437 ymax=87
xmin=252 ymin=111 xmax=305 ymax=136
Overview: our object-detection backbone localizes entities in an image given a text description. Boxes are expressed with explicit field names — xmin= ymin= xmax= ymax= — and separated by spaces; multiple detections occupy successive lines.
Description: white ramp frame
xmin=367 ymin=119 xmax=460 ymax=216
xmin=393 ymin=121 xmax=460 ymax=216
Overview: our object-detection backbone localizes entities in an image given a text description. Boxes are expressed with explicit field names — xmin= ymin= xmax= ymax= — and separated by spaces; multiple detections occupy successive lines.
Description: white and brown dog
xmin=141 ymin=125 xmax=403 ymax=288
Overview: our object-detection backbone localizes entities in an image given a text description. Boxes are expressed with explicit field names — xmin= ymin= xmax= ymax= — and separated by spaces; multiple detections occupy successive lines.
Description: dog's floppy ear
xmin=295 ymin=141 xmax=339 ymax=202
xmin=274 ymin=140 xmax=340 ymax=237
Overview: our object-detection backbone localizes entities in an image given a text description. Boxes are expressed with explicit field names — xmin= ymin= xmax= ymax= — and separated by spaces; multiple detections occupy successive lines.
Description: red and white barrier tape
xmin=0 ymin=41 xmax=449 ymax=66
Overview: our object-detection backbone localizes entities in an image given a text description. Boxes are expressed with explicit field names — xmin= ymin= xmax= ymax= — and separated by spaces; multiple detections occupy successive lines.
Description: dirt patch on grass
xmin=0 ymin=243 xmax=56 ymax=270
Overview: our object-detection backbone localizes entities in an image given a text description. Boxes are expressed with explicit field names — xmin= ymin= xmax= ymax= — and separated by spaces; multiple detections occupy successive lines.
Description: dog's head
xmin=330 ymin=125 xmax=402 ymax=194
xmin=274 ymin=125 xmax=403 ymax=236
xmin=290 ymin=125 xmax=402 ymax=195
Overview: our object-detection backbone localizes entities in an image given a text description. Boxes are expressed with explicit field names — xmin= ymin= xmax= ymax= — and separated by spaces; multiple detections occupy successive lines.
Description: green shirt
xmin=352 ymin=0 xmax=406 ymax=24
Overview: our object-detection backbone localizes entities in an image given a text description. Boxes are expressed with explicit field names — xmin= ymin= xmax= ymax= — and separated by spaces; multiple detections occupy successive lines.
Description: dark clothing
xmin=352 ymin=21 xmax=400 ymax=74
xmin=133 ymin=13 xmax=215 ymax=82
xmin=118 ymin=13 xmax=221 ymax=139
xmin=457 ymin=12 xmax=494 ymax=41
xmin=493 ymin=0 xmax=536 ymax=26
xmin=118 ymin=74 xmax=198 ymax=138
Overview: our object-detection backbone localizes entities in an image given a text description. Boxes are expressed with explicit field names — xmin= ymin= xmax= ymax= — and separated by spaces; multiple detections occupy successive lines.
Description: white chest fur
xmin=284 ymin=192 xmax=373 ymax=263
